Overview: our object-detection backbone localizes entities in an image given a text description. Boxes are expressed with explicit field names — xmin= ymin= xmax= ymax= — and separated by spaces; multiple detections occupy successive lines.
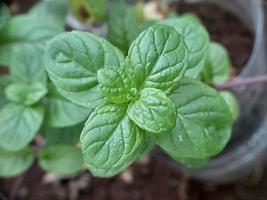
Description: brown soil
xmin=0 ymin=159 xmax=239 ymax=200
xmin=2 ymin=158 xmax=267 ymax=200
xmin=171 ymin=1 xmax=254 ymax=75
xmin=0 ymin=1 xmax=259 ymax=200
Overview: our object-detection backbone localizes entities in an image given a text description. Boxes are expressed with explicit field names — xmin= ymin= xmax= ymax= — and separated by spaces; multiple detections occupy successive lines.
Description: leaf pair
xmin=45 ymin=24 xmax=233 ymax=177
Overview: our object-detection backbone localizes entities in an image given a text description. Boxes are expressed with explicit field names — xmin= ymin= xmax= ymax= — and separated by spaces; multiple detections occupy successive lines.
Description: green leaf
xmin=220 ymin=91 xmax=240 ymax=121
xmin=179 ymin=13 xmax=202 ymax=24
xmin=0 ymin=15 xmax=63 ymax=67
xmin=126 ymin=25 xmax=188 ymax=93
xmin=5 ymin=82 xmax=47 ymax=106
xmin=44 ymin=31 xmax=125 ymax=108
xmin=85 ymin=0 xmax=106 ymax=21
xmin=29 ymin=0 xmax=68 ymax=28
xmin=43 ymin=124 xmax=82 ymax=146
xmin=134 ymin=1 xmax=144 ymax=23
xmin=138 ymin=20 xmax=157 ymax=32
xmin=45 ymin=84 xmax=91 ymax=127
xmin=0 ymin=147 xmax=34 ymax=178
xmin=10 ymin=44 xmax=47 ymax=85
xmin=39 ymin=145 xmax=83 ymax=176
xmin=160 ymin=18 xmax=209 ymax=78
xmin=0 ymin=2 xmax=10 ymax=29
xmin=0 ymin=103 xmax=44 ymax=151
xmin=80 ymin=103 xmax=148 ymax=177
xmin=156 ymin=78 xmax=233 ymax=158
xmin=202 ymin=42 xmax=231 ymax=84
xmin=107 ymin=0 xmax=139 ymax=54
xmin=0 ymin=75 xmax=10 ymax=109
xmin=97 ymin=66 xmax=137 ymax=104
xmin=128 ymin=88 xmax=176 ymax=133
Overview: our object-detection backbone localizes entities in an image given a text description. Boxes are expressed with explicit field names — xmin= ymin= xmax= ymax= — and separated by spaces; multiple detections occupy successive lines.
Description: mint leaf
xmin=39 ymin=145 xmax=83 ymax=176
xmin=202 ymin=42 xmax=231 ymax=84
xmin=80 ymin=103 xmax=148 ymax=177
xmin=161 ymin=18 xmax=209 ymax=78
xmin=45 ymin=84 xmax=91 ymax=127
xmin=126 ymin=25 xmax=188 ymax=93
xmin=97 ymin=66 xmax=137 ymax=104
xmin=0 ymin=75 xmax=10 ymax=109
xmin=44 ymin=124 xmax=83 ymax=146
xmin=44 ymin=31 xmax=125 ymax=108
xmin=85 ymin=0 xmax=106 ymax=21
xmin=107 ymin=0 xmax=138 ymax=53
xmin=134 ymin=1 xmax=144 ymax=23
xmin=180 ymin=13 xmax=202 ymax=24
xmin=220 ymin=91 xmax=240 ymax=121
xmin=0 ymin=147 xmax=34 ymax=178
xmin=128 ymin=88 xmax=176 ymax=133
xmin=5 ymin=82 xmax=47 ymax=106
xmin=156 ymin=78 xmax=233 ymax=158
xmin=0 ymin=103 xmax=44 ymax=151
xmin=10 ymin=44 xmax=47 ymax=85
xmin=0 ymin=15 xmax=63 ymax=67
xmin=29 ymin=0 xmax=68 ymax=28
xmin=0 ymin=2 xmax=10 ymax=29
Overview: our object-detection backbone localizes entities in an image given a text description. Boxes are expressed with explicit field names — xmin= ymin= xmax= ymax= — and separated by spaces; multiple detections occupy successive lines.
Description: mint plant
xmin=0 ymin=1 xmax=241 ymax=179
xmin=0 ymin=0 xmax=87 ymax=177
xmin=44 ymin=22 xmax=234 ymax=177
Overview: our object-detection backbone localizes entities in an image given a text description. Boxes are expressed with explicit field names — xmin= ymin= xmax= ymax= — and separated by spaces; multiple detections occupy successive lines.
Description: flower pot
xmin=154 ymin=0 xmax=267 ymax=184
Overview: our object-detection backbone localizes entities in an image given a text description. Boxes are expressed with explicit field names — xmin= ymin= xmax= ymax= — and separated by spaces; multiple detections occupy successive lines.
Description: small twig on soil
xmin=9 ymin=173 xmax=26 ymax=200
xmin=178 ymin=174 xmax=189 ymax=200
xmin=214 ymin=75 xmax=267 ymax=90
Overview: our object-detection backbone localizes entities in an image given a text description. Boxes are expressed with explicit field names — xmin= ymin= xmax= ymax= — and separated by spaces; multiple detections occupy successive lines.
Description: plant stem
xmin=214 ymin=75 xmax=267 ymax=90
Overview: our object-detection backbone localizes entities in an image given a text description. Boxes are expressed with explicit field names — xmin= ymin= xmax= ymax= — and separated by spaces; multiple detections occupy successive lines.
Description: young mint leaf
xmin=0 ymin=147 xmax=34 ymax=178
xmin=0 ymin=75 xmax=10 ymax=109
xmin=5 ymin=82 xmax=47 ymax=106
xmin=126 ymin=25 xmax=188 ymax=93
xmin=44 ymin=124 xmax=83 ymax=146
xmin=156 ymin=78 xmax=233 ymax=158
xmin=160 ymin=18 xmax=209 ymax=78
xmin=29 ymin=0 xmax=68 ymax=28
xmin=39 ymin=145 xmax=83 ymax=176
xmin=180 ymin=13 xmax=202 ymax=24
xmin=10 ymin=44 xmax=47 ymax=85
xmin=0 ymin=15 xmax=63 ymax=67
xmin=44 ymin=31 xmax=125 ymax=108
xmin=107 ymin=0 xmax=138 ymax=54
xmin=97 ymin=66 xmax=137 ymax=104
xmin=202 ymin=42 xmax=231 ymax=84
xmin=128 ymin=88 xmax=176 ymax=133
xmin=220 ymin=91 xmax=240 ymax=121
xmin=0 ymin=103 xmax=44 ymax=151
xmin=80 ymin=103 xmax=148 ymax=177
xmin=0 ymin=2 xmax=10 ymax=29
xmin=45 ymin=84 xmax=91 ymax=128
